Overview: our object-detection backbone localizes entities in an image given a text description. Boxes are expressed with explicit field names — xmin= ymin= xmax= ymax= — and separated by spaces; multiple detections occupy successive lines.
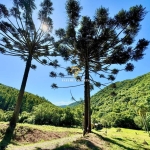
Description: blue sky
xmin=0 ymin=0 xmax=150 ymax=106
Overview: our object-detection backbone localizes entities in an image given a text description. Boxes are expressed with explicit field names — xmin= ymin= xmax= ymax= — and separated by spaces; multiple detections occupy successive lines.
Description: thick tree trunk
xmin=9 ymin=54 xmax=32 ymax=128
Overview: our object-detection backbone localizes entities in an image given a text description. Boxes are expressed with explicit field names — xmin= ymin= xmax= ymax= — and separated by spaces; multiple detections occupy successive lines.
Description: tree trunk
xmin=83 ymin=77 xmax=88 ymax=135
xmin=0 ymin=54 xmax=32 ymax=148
xmin=83 ymin=57 xmax=90 ymax=135
xmin=9 ymin=54 xmax=32 ymax=128
xmin=88 ymin=80 xmax=91 ymax=133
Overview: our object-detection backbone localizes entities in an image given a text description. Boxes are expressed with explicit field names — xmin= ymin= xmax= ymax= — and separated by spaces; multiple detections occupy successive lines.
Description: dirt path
xmin=7 ymin=134 xmax=82 ymax=150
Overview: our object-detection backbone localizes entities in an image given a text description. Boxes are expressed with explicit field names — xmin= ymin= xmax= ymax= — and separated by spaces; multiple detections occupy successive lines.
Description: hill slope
xmin=0 ymin=83 xmax=54 ymax=112
xmin=91 ymin=72 xmax=150 ymax=128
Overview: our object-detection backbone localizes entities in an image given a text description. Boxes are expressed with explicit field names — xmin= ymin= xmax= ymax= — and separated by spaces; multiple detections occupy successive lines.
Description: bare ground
xmin=0 ymin=123 xmax=81 ymax=144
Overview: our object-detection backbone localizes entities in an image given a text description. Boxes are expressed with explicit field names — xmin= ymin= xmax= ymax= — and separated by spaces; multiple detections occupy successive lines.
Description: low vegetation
xmin=54 ymin=128 xmax=150 ymax=150
xmin=96 ymin=128 xmax=150 ymax=150
xmin=0 ymin=122 xmax=150 ymax=150
xmin=0 ymin=122 xmax=82 ymax=149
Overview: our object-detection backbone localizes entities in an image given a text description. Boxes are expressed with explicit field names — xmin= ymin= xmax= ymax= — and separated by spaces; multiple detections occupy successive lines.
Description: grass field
xmin=54 ymin=128 xmax=150 ymax=150
xmin=0 ymin=122 xmax=150 ymax=150
xmin=94 ymin=128 xmax=150 ymax=150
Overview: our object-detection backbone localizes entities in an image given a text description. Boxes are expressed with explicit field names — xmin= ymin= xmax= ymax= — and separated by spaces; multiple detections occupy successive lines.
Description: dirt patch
xmin=53 ymin=133 xmax=111 ymax=150
xmin=74 ymin=133 xmax=110 ymax=150
xmin=0 ymin=124 xmax=81 ymax=144
xmin=8 ymin=134 xmax=82 ymax=150
xmin=13 ymin=126 xmax=78 ymax=143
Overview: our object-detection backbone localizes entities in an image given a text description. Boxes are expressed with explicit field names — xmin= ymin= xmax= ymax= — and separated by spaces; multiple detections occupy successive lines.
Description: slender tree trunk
xmin=0 ymin=54 xmax=32 ymax=148
xmin=83 ymin=76 xmax=88 ymax=135
xmin=83 ymin=59 xmax=89 ymax=135
xmin=88 ymin=80 xmax=91 ymax=133
xmin=9 ymin=53 xmax=32 ymax=128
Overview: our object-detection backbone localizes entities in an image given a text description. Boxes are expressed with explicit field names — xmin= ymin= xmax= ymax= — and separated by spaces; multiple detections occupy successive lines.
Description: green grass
xmin=0 ymin=122 xmax=82 ymax=133
xmin=1 ymin=122 xmax=150 ymax=150
xmin=19 ymin=123 xmax=82 ymax=133
xmin=53 ymin=128 xmax=150 ymax=150
xmin=94 ymin=128 xmax=150 ymax=150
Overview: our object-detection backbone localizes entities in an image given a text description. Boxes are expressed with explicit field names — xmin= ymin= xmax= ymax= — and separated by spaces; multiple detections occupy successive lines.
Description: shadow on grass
xmin=0 ymin=126 xmax=15 ymax=150
xmin=54 ymin=139 xmax=101 ymax=150
xmin=92 ymin=131 xmax=135 ymax=150
xmin=36 ymin=139 xmax=101 ymax=150
xmin=113 ymin=137 xmax=124 ymax=141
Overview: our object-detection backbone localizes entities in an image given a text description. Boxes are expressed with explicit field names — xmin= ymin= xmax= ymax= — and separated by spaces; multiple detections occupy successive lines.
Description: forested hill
xmin=1 ymin=72 xmax=150 ymax=129
xmin=91 ymin=72 xmax=150 ymax=128
xmin=0 ymin=83 xmax=54 ymax=112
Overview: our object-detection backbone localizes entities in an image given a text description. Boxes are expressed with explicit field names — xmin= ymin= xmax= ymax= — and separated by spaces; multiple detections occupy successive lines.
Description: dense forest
xmin=0 ymin=83 xmax=83 ymax=127
xmin=0 ymin=83 xmax=54 ymax=112
xmin=90 ymin=72 xmax=150 ymax=129
xmin=0 ymin=72 xmax=150 ymax=130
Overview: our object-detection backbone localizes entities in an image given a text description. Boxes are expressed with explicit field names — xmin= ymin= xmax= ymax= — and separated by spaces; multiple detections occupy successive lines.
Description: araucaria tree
xmin=0 ymin=0 xmax=55 ymax=135
xmin=52 ymin=0 xmax=149 ymax=135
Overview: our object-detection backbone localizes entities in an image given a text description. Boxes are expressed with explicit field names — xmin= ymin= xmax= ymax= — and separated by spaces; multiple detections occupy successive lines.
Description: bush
xmin=134 ymin=116 xmax=143 ymax=129
xmin=114 ymin=116 xmax=139 ymax=129
xmin=19 ymin=111 xmax=31 ymax=123
xmin=3 ymin=111 xmax=13 ymax=121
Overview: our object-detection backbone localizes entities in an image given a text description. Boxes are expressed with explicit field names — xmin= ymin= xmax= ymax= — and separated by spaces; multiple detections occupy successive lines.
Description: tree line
xmin=0 ymin=103 xmax=83 ymax=127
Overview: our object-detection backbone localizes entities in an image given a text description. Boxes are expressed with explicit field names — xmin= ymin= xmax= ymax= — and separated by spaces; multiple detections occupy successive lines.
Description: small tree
xmin=137 ymin=104 xmax=150 ymax=136
xmin=52 ymin=0 xmax=149 ymax=135
xmin=0 ymin=0 xmax=57 ymax=143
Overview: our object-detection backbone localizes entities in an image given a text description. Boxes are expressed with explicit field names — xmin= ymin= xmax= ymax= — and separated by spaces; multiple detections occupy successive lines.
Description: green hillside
xmin=0 ymin=83 xmax=54 ymax=112
xmin=1 ymin=72 xmax=150 ymax=130
xmin=0 ymin=83 xmax=82 ymax=127
xmin=91 ymin=72 xmax=150 ymax=129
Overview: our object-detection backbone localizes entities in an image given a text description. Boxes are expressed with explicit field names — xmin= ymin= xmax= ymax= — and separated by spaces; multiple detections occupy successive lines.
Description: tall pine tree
xmin=0 ymin=0 xmax=57 ymax=145
xmin=52 ymin=0 xmax=149 ymax=135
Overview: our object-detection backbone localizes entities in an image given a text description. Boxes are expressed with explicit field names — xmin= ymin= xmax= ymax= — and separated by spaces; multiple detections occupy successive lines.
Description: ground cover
xmin=1 ymin=122 xmax=150 ymax=150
